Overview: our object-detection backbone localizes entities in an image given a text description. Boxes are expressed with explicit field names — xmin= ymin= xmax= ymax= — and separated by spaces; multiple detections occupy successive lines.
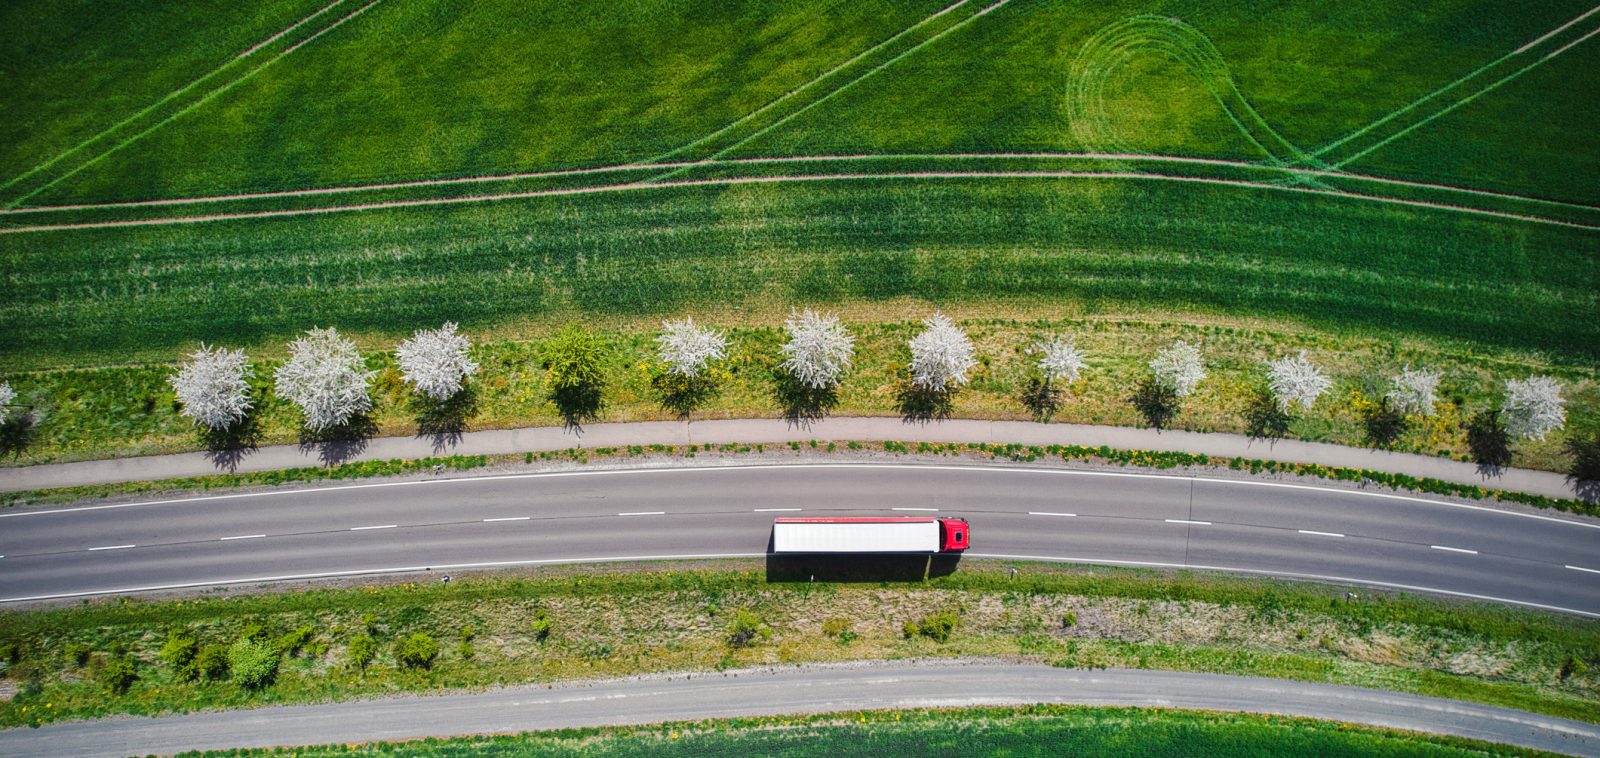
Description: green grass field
xmin=1 ymin=0 xmax=1597 ymax=374
xmin=191 ymin=707 xmax=1555 ymax=757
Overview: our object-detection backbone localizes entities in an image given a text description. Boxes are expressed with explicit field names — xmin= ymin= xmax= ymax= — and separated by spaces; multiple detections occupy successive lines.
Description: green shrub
xmin=159 ymin=628 xmax=200 ymax=680
xmin=1560 ymin=656 xmax=1590 ymax=681
xmin=457 ymin=639 xmax=475 ymax=661
xmin=1062 ymin=612 xmax=1077 ymax=628
xmin=227 ymin=639 xmax=280 ymax=690
xmin=276 ymin=625 xmax=315 ymax=657
xmin=726 ymin=610 xmax=770 ymax=649
xmin=238 ymin=622 xmax=269 ymax=642
xmin=543 ymin=325 xmax=608 ymax=390
xmin=361 ymin=612 xmax=380 ymax=636
xmin=394 ymin=633 xmax=439 ymax=670
xmin=904 ymin=611 xmax=959 ymax=643
xmin=347 ymin=634 xmax=376 ymax=670
xmin=64 ymin=642 xmax=91 ymax=668
xmin=98 ymin=656 xmax=138 ymax=695
xmin=821 ymin=617 xmax=851 ymax=638
xmin=195 ymin=644 xmax=230 ymax=681
xmin=530 ymin=610 xmax=553 ymax=642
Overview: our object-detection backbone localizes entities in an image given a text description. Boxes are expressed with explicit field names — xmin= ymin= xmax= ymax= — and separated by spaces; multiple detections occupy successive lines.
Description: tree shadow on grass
xmin=200 ymin=413 xmax=262 ymax=473
xmin=298 ymin=413 xmax=379 ymax=467
xmin=1244 ymin=389 xmax=1292 ymax=441
xmin=1020 ymin=377 xmax=1060 ymax=422
xmin=1466 ymin=409 xmax=1512 ymax=479
xmin=0 ymin=412 xmax=40 ymax=460
xmin=772 ymin=371 xmax=839 ymax=429
xmin=652 ymin=373 xmax=719 ymax=419
xmin=1361 ymin=398 xmax=1407 ymax=448
xmin=896 ymin=383 xmax=955 ymax=424
xmin=412 ymin=386 xmax=480 ymax=454
xmin=550 ymin=384 xmax=603 ymax=432
xmin=1130 ymin=378 xmax=1179 ymax=431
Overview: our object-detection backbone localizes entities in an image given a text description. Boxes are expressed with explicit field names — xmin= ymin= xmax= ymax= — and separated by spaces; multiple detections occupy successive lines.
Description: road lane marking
xmin=1165 ymin=519 xmax=1211 ymax=525
xmin=219 ymin=534 xmax=265 ymax=541
xmin=483 ymin=517 xmax=530 ymax=522
xmin=1567 ymin=564 xmax=1600 ymax=575
xmin=1431 ymin=545 xmax=1478 ymax=554
xmin=618 ymin=511 xmax=665 ymax=516
xmin=1029 ymin=512 xmax=1077 ymax=517
xmin=892 ymin=507 xmax=939 ymax=511
xmin=0 ymin=553 xmax=767 ymax=604
xmin=350 ymin=524 xmax=397 ymax=531
xmin=966 ymin=553 xmax=1600 ymax=618
xmin=753 ymin=508 xmax=802 ymax=512
xmin=8 ymin=463 xmax=1593 ymax=532
xmin=1297 ymin=530 xmax=1345 ymax=538
xmin=88 ymin=544 xmax=135 ymax=551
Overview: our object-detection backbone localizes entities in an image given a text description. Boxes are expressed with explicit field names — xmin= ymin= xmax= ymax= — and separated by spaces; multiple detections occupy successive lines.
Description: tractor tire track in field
xmin=1 ymin=0 xmax=385 ymax=210
xmin=3 ymin=165 xmax=1597 ymax=236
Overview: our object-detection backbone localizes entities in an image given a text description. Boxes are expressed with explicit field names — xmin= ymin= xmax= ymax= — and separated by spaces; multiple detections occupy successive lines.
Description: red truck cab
xmin=939 ymin=518 xmax=970 ymax=551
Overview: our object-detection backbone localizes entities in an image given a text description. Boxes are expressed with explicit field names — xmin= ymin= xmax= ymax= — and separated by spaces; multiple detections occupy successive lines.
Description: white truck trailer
xmin=771 ymin=517 xmax=969 ymax=554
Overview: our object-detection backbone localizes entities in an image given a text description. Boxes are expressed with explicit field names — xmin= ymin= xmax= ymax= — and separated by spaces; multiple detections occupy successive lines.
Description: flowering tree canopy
xmin=1149 ymin=340 xmax=1206 ymax=397
xmin=1265 ymin=351 xmax=1332 ymax=412
xmin=780 ymin=309 xmax=855 ymax=389
xmin=908 ymin=312 xmax=977 ymax=391
xmin=1502 ymin=375 xmax=1566 ymax=440
xmin=274 ymin=327 xmax=375 ymax=431
xmin=1386 ymin=367 xmax=1442 ymax=416
xmin=0 ymin=381 xmax=15 ymax=425
xmin=1031 ymin=337 xmax=1086 ymax=384
xmin=656 ymin=317 xmax=727 ymax=378
xmin=396 ymin=322 xmax=479 ymax=401
xmin=169 ymin=345 xmax=253 ymax=430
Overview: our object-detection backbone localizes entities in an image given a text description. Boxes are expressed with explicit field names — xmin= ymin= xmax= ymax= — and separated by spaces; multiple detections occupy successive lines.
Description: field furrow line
xmin=4 ymin=168 xmax=1595 ymax=235
xmin=5 ymin=0 xmax=385 ymax=209
xmin=0 ymin=0 xmax=354 ymax=199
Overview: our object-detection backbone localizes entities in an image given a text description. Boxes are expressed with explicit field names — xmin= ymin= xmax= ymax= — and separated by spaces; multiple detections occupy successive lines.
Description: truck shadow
xmin=764 ymin=554 xmax=962 ymax=583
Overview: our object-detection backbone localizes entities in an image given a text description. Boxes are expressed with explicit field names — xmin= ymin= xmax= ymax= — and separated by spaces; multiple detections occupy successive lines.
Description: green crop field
xmin=192 ymin=707 xmax=1552 ymax=757
xmin=2 ymin=0 xmax=1597 ymax=372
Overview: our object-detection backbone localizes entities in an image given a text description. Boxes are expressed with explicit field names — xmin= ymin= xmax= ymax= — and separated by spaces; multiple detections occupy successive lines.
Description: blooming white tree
xmin=169 ymin=345 xmax=253 ymax=430
xmin=656 ymin=317 xmax=727 ymax=378
xmin=1265 ymin=351 xmax=1332 ymax=412
xmin=274 ymin=327 xmax=375 ymax=432
xmin=1502 ymin=375 xmax=1566 ymax=440
xmin=396 ymin=322 xmax=479 ymax=401
xmin=1031 ymin=337 xmax=1086 ymax=384
xmin=908 ymin=312 xmax=977 ymax=391
xmin=780 ymin=309 xmax=855 ymax=389
xmin=0 ymin=381 xmax=15 ymax=425
xmin=1149 ymin=340 xmax=1206 ymax=397
xmin=1386 ymin=366 xmax=1442 ymax=416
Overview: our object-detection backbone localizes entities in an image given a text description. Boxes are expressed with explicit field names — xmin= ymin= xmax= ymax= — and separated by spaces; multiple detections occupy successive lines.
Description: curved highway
xmin=1 ymin=463 xmax=1597 ymax=614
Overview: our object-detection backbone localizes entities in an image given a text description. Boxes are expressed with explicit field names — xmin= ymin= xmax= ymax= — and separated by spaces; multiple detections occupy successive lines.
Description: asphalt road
xmin=1 ymin=663 xmax=1596 ymax=757
xmin=2 ymin=463 xmax=1598 ymax=615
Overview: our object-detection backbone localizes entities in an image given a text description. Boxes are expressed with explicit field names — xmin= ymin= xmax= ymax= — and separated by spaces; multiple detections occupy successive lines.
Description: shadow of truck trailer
xmin=765 ymin=516 xmax=968 ymax=583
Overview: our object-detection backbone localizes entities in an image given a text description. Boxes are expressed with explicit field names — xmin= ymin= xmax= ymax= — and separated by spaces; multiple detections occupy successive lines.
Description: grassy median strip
xmin=0 ymin=561 xmax=1595 ymax=728
xmin=188 ymin=705 xmax=1559 ymax=757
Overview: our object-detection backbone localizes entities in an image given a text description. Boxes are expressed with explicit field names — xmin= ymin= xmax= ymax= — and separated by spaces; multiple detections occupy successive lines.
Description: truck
xmin=771 ymin=517 xmax=969 ymax=554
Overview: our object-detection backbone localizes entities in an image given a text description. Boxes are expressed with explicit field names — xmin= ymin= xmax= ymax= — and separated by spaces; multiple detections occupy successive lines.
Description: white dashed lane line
xmin=754 ymin=508 xmax=802 ymax=512
xmin=220 ymin=534 xmax=265 ymax=541
xmin=1297 ymin=530 xmax=1345 ymax=538
xmin=892 ymin=508 xmax=939 ymax=512
xmin=88 ymin=544 xmax=135 ymax=551
xmin=1165 ymin=519 xmax=1211 ymax=526
xmin=1431 ymin=545 xmax=1478 ymax=555
xmin=482 ymin=517 xmax=530 ymax=522
xmin=618 ymin=512 xmax=665 ymax=517
xmin=350 ymin=525 xmax=397 ymax=531
xmin=1029 ymin=512 xmax=1077 ymax=517
xmin=1568 ymin=565 xmax=1600 ymax=575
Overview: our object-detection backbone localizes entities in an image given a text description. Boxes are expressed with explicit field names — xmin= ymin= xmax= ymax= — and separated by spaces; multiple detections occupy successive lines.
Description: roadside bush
xmin=98 ymin=656 xmax=138 ymax=695
xmin=347 ymin=634 xmax=376 ymax=670
xmin=227 ymin=639 xmax=280 ymax=690
xmin=394 ymin=633 xmax=439 ymax=670
xmin=1062 ymin=612 xmax=1077 ymax=628
xmin=1561 ymin=656 xmax=1590 ymax=681
xmin=276 ymin=625 xmax=315 ymax=657
xmin=726 ymin=610 xmax=771 ymax=649
xmin=904 ymin=611 xmax=960 ymax=643
xmin=195 ymin=644 xmax=230 ymax=681
xmin=159 ymin=628 xmax=199 ymax=680
xmin=64 ymin=642 xmax=91 ymax=668
xmin=530 ymin=610 xmax=553 ymax=642
xmin=821 ymin=618 xmax=851 ymax=638
xmin=457 ymin=625 xmax=476 ymax=661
